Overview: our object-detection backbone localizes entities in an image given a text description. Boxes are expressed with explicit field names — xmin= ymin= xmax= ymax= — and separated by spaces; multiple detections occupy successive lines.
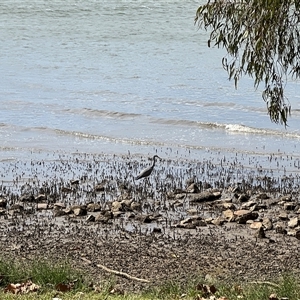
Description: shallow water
xmin=1 ymin=0 xmax=300 ymax=174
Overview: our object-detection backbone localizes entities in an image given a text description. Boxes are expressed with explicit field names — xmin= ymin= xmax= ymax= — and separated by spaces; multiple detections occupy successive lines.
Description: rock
xmin=275 ymin=222 xmax=287 ymax=234
xmin=20 ymin=194 xmax=35 ymax=202
xmin=187 ymin=208 xmax=198 ymax=215
xmin=111 ymin=201 xmax=122 ymax=212
xmin=86 ymin=215 xmax=95 ymax=222
xmin=72 ymin=206 xmax=87 ymax=216
xmin=256 ymin=193 xmax=269 ymax=200
xmin=279 ymin=194 xmax=292 ymax=202
xmin=241 ymin=201 xmax=257 ymax=210
xmin=95 ymin=211 xmax=113 ymax=223
xmin=0 ymin=198 xmax=7 ymax=208
xmin=284 ymin=202 xmax=296 ymax=210
xmin=10 ymin=203 xmax=24 ymax=211
xmin=130 ymin=201 xmax=141 ymax=211
xmin=35 ymin=194 xmax=46 ymax=202
xmin=287 ymin=230 xmax=297 ymax=237
xmin=211 ymin=217 xmax=225 ymax=226
xmin=152 ymin=227 xmax=162 ymax=233
xmin=193 ymin=219 xmax=207 ymax=227
xmin=37 ymin=203 xmax=49 ymax=210
xmin=53 ymin=209 xmax=67 ymax=217
xmin=61 ymin=187 xmax=72 ymax=193
xmin=53 ymin=202 xmax=66 ymax=209
xmin=238 ymin=194 xmax=250 ymax=202
xmin=250 ymin=221 xmax=262 ymax=229
xmin=223 ymin=209 xmax=235 ymax=222
xmin=177 ymin=216 xmax=205 ymax=228
xmin=234 ymin=210 xmax=258 ymax=224
xmin=186 ymin=183 xmax=200 ymax=193
xmin=288 ymin=217 xmax=299 ymax=228
xmin=94 ymin=183 xmax=105 ymax=192
xmin=295 ymin=230 xmax=300 ymax=240
xmin=256 ymin=227 xmax=266 ymax=238
xmin=222 ymin=202 xmax=236 ymax=210
xmin=269 ymin=293 xmax=278 ymax=300
xmin=278 ymin=211 xmax=288 ymax=220
xmin=262 ymin=218 xmax=273 ymax=230
xmin=175 ymin=193 xmax=186 ymax=200
xmin=87 ymin=203 xmax=102 ymax=212
xmin=142 ymin=215 xmax=153 ymax=223
xmin=190 ymin=191 xmax=221 ymax=203
xmin=121 ymin=199 xmax=133 ymax=209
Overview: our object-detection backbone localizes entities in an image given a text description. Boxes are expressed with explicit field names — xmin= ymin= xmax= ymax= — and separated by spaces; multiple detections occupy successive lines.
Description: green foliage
xmin=0 ymin=257 xmax=84 ymax=288
xmin=195 ymin=0 xmax=300 ymax=126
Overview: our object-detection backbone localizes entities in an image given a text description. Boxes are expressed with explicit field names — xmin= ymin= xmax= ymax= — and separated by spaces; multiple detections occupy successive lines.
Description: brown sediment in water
xmin=0 ymin=153 xmax=299 ymax=291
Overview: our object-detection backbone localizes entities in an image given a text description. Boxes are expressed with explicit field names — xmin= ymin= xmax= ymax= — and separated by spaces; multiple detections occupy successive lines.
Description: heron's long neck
xmin=152 ymin=157 xmax=157 ymax=167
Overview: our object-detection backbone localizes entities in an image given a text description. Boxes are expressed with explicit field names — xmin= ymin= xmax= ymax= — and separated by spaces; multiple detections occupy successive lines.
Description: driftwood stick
xmin=96 ymin=263 xmax=150 ymax=283
xmin=80 ymin=257 xmax=150 ymax=283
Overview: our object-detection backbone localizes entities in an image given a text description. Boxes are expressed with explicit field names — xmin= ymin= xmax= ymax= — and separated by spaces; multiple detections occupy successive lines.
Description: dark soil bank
xmin=0 ymin=153 xmax=300 ymax=291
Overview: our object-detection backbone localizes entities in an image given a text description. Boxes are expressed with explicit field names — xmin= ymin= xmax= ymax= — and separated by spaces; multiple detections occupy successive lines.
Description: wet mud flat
xmin=0 ymin=152 xmax=300 ymax=291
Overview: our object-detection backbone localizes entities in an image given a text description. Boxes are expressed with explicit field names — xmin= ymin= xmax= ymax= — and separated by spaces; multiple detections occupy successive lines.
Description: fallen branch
xmin=80 ymin=257 xmax=150 ymax=283
xmin=96 ymin=263 xmax=150 ymax=283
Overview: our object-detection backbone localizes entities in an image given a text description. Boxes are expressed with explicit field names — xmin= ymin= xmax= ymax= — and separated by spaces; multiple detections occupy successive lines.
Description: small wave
xmin=64 ymin=107 xmax=142 ymax=120
xmin=223 ymin=123 xmax=300 ymax=139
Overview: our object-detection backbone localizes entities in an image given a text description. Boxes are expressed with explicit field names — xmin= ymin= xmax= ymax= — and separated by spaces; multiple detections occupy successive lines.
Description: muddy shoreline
xmin=0 ymin=153 xmax=300 ymax=291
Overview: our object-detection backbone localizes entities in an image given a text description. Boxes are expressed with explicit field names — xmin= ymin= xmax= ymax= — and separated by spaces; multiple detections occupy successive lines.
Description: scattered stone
xmin=95 ymin=211 xmax=113 ymax=223
xmin=20 ymin=194 xmax=35 ymax=202
xmin=295 ymin=230 xmax=300 ymax=240
xmin=250 ymin=221 xmax=262 ymax=229
xmin=234 ymin=210 xmax=258 ymax=224
xmin=94 ymin=183 xmax=105 ymax=192
xmin=72 ymin=206 xmax=87 ymax=216
xmin=190 ymin=191 xmax=221 ymax=203
xmin=288 ymin=217 xmax=299 ymax=228
xmin=238 ymin=194 xmax=250 ymax=202
xmin=53 ymin=202 xmax=66 ymax=209
xmin=130 ymin=201 xmax=141 ymax=211
xmin=256 ymin=227 xmax=266 ymax=238
xmin=86 ymin=215 xmax=95 ymax=222
xmin=186 ymin=183 xmax=200 ymax=193
xmin=111 ymin=201 xmax=122 ymax=212
xmin=61 ymin=187 xmax=73 ymax=193
xmin=256 ymin=193 xmax=269 ymax=200
xmin=87 ymin=203 xmax=102 ymax=212
xmin=211 ymin=217 xmax=225 ymax=226
xmin=53 ymin=209 xmax=67 ymax=217
xmin=37 ymin=203 xmax=48 ymax=210
xmin=0 ymin=198 xmax=7 ymax=208
xmin=187 ymin=208 xmax=198 ymax=215
xmin=275 ymin=222 xmax=287 ymax=234
xmin=152 ymin=227 xmax=162 ymax=233
xmin=278 ymin=211 xmax=288 ymax=220
xmin=284 ymin=202 xmax=296 ymax=211
xmin=269 ymin=293 xmax=278 ymax=300
xmin=35 ymin=194 xmax=46 ymax=202
xmin=241 ymin=201 xmax=257 ymax=210
xmin=223 ymin=209 xmax=235 ymax=222
xmin=262 ymin=218 xmax=273 ymax=230
xmin=279 ymin=194 xmax=292 ymax=202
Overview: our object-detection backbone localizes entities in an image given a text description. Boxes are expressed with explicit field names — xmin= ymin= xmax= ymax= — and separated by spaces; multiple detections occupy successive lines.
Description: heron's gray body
xmin=135 ymin=155 xmax=160 ymax=180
